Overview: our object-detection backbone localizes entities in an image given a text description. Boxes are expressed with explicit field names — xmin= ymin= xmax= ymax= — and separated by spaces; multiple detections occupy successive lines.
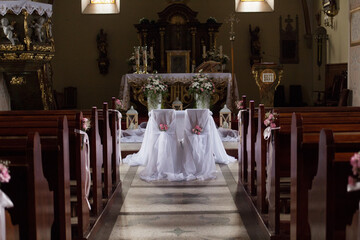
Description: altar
xmin=118 ymin=73 xmax=239 ymax=115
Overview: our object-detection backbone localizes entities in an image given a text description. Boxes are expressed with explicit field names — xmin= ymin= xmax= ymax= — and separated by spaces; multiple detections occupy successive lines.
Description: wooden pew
xmin=238 ymin=95 xmax=248 ymax=184
xmin=111 ymin=97 xmax=122 ymax=188
xmin=247 ymin=107 xmax=360 ymax=239
xmin=309 ymin=129 xmax=360 ymax=240
xmin=0 ymin=132 xmax=54 ymax=240
xmin=0 ymin=112 xmax=89 ymax=239
xmin=246 ymin=100 xmax=257 ymax=195
xmin=290 ymin=112 xmax=360 ymax=240
xmin=0 ymin=115 xmax=71 ymax=240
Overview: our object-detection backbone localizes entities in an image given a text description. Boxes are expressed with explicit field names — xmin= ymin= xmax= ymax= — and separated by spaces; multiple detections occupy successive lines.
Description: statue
xmin=31 ymin=17 xmax=46 ymax=43
xmin=249 ymin=25 xmax=262 ymax=65
xmin=0 ymin=18 xmax=17 ymax=45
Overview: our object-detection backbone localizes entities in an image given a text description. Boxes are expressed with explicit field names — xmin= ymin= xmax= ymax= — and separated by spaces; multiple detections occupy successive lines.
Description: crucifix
xmin=225 ymin=12 xmax=239 ymax=110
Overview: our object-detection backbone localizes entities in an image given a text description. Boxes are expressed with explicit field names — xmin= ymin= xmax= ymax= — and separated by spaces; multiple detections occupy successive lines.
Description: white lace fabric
xmin=0 ymin=1 xmax=53 ymax=17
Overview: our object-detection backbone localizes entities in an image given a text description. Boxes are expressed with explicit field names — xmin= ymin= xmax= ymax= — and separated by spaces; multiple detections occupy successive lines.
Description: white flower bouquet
xmin=142 ymin=75 xmax=168 ymax=98
xmin=189 ymin=72 xmax=215 ymax=95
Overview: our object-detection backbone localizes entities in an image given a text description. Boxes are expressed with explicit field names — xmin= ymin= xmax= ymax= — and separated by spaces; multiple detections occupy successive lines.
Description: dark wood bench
xmin=0 ymin=112 xmax=89 ymax=239
xmin=0 ymin=132 xmax=54 ymax=240
xmin=308 ymin=129 xmax=360 ymax=240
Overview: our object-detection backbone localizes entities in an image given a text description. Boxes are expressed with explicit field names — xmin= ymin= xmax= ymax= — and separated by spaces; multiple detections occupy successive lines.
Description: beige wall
xmin=52 ymin=0 xmax=314 ymax=109
xmin=349 ymin=0 xmax=360 ymax=106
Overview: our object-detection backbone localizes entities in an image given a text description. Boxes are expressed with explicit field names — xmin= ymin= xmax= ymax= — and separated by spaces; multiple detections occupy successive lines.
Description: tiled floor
xmin=92 ymin=150 xmax=267 ymax=239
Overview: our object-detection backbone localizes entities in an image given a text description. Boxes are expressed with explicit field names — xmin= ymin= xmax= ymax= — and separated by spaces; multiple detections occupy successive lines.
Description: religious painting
xmin=279 ymin=15 xmax=299 ymax=64
xmin=350 ymin=7 xmax=360 ymax=47
xmin=166 ymin=50 xmax=190 ymax=73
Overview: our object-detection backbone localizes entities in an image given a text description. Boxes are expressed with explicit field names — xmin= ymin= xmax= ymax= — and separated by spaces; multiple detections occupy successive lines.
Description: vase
xmin=195 ymin=92 xmax=210 ymax=109
xmin=147 ymin=94 xmax=162 ymax=112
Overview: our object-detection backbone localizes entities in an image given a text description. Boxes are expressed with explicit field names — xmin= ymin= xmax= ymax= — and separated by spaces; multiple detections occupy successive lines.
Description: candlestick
xmin=219 ymin=45 xmax=223 ymax=58
xmin=150 ymin=46 xmax=154 ymax=59
xmin=202 ymin=45 xmax=207 ymax=59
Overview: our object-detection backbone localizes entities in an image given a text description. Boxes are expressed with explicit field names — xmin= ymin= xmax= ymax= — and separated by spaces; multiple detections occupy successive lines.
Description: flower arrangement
xmin=159 ymin=123 xmax=168 ymax=131
xmin=0 ymin=161 xmax=10 ymax=186
xmin=82 ymin=118 xmax=91 ymax=132
xmin=348 ymin=152 xmax=360 ymax=186
xmin=115 ymin=98 xmax=125 ymax=111
xmin=264 ymin=111 xmax=278 ymax=128
xmin=235 ymin=100 xmax=245 ymax=110
xmin=142 ymin=75 xmax=168 ymax=99
xmin=189 ymin=72 xmax=215 ymax=95
xmin=192 ymin=125 xmax=203 ymax=135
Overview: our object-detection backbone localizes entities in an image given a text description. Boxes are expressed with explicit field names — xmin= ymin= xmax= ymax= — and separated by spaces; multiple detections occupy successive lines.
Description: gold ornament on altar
xmin=220 ymin=104 xmax=231 ymax=129
xmin=126 ymin=106 xmax=138 ymax=130
xmin=172 ymin=97 xmax=183 ymax=110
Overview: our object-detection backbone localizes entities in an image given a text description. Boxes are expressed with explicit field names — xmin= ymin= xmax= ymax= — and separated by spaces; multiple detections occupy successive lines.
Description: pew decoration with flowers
xmin=159 ymin=123 xmax=168 ymax=132
xmin=263 ymin=111 xmax=279 ymax=140
xmin=0 ymin=160 xmax=13 ymax=240
xmin=75 ymin=118 xmax=92 ymax=209
xmin=347 ymin=152 xmax=360 ymax=192
xmin=192 ymin=125 xmax=203 ymax=135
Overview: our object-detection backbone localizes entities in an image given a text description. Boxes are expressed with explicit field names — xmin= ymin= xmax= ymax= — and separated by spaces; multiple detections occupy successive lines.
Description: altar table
xmin=119 ymin=73 xmax=239 ymax=110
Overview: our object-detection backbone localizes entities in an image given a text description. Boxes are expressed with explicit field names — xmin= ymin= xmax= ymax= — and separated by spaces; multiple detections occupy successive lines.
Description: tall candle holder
xmin=142 ymin=46 xmax=148 ymax=74
xmin=134 ymin=46 xmax=140 ymax=74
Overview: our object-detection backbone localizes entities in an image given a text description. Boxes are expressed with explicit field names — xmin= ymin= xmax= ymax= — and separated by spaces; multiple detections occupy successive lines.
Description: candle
xmin=135 ymin=47 xmax=140 ymax=66
xmin=143 ymin=46 xmax=147 ymax=66
xmin=150 ymin=46 xmax=154 ymax=59
xmin=202 ymin=45 xmax=206 ymax=59
xmin=219 ymin=45 xmax=223 ymax=58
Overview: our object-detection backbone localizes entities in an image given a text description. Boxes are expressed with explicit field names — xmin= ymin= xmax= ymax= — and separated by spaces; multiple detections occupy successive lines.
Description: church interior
xmin=0 ymin=0 xmax=360 ymax=239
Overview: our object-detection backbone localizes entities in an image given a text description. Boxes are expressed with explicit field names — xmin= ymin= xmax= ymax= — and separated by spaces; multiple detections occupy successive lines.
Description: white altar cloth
xmin=118 ymin=73 xmax=239 ymax=110
xmin=123 ymin=110 xmax=236 ymax=181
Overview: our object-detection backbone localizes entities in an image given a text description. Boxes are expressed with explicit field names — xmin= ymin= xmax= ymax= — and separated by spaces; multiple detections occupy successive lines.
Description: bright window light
xmin=91 ymin=0 xmax=115 ymax=4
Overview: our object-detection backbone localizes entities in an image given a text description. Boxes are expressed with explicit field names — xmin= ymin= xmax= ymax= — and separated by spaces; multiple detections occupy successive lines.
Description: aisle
xmin=91 ymin=162 xmax=267 ymax=240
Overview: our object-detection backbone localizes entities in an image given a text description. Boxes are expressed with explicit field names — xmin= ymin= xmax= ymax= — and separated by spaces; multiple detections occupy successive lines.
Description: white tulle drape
xmin=123 ymin=109 xmax=236 ymax=182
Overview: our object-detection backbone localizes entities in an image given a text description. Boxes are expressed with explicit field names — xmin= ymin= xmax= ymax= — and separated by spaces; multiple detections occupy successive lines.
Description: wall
xmin=349 ymin=0 xmax=360 ymax=106
xmin=52 ymin=0 xmax=314 ymax=109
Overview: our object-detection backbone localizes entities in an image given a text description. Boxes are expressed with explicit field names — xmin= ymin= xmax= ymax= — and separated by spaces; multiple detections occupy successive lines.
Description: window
xmin=82 ymin=0 xmax=120 ymax=14
xmin=235 ymin=0 xmax=274 ymax=12
xmin=91 ymin=0 xmax=115 ymax=3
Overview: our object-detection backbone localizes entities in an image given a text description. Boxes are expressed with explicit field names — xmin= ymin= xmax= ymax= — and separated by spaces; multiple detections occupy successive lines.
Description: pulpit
xmin=252 ymin=63 xmax=283 ymax=107
xmin=0 ymin=0 xmax=55 ymax=110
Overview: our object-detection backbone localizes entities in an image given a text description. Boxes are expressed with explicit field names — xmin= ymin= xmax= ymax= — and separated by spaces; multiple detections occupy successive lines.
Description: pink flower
xmin=268 ymin=114 xmax=274 ymax=120
xmin=264 ymin=119 xmax=270 ymax=126
xmin=200 ymin=88 xmax=204 ymax=92
xmin=0 ymin=163 xmax=10 ymax=183
xmin=348 ymin=176 xmax=356 ymax=186
xmin=270 ymin=122 xmax=276 ymax=128
xmin=197 ymin=132 xmax=200 ymax=135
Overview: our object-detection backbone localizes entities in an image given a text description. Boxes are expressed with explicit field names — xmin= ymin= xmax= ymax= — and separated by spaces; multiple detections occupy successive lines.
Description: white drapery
xmin=124 ymin=109 xmax=236 ymax=181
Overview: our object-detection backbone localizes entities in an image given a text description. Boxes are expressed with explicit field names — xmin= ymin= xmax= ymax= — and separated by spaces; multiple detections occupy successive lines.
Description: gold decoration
xmin=23 ymin=10 xmax=32 ymax=51
xmin=0 ymin=44 xmax=25 ymax=51
xmin=33 ymin=45 xmax=54 ymax=52
xmin=19 ymin=53 xmax=34 ymax=60
xmin=38 ymin=68 xmax=49 ymax=110
xmin=2 ymin=53 xmax=17 ymax=60
xmin=10 ymin=76 xmax=26 ymax=85
xmin=35 ymin=54 xmax=45 ymax=60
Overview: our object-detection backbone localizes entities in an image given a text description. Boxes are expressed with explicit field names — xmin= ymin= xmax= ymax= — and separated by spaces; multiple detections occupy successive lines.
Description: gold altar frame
xmin=166 ymin=50 xmax=190 ymax=73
